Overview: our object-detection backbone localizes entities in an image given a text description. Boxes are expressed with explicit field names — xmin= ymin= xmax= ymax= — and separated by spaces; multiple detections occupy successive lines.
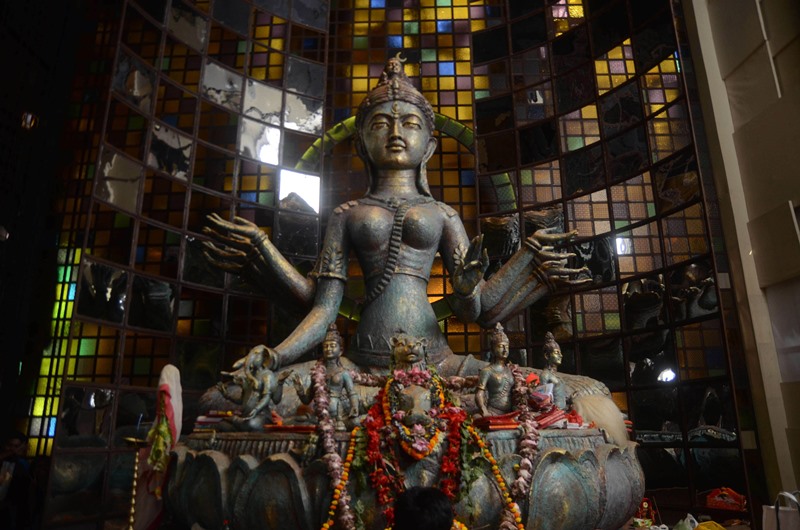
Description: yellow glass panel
xmin=595 ymin=61 xmax=609 ymax=74
xmin=455 ymin=47 xmax=471 ymax=61
xmin=461 ymin=187 xmax=476 ymax=202
xmin=474 ymin=77 xmax=489 ymax=89
xmin=404 ymin=36 xmax=419 ymax=48
xmin=353 ymin=64 xmax=368 ymax=77
xmin=354 ymin=10 xmax=370 ymax=22
xmin=421 ymin=78 xmax=438 ymax=91
xmin=352 ymin=78 xmax=370 ymax=92
xmin=438 ymin=34 xmax=454 ymax=48
xmin=271 ymin=39 xmax=284 ymax=51
xmin=33 ymin=397 xmax=46 ymax=416
xmin=444 ymin=188 xmax=460 ymax=203
xmin=421 ymin=21 xmax=436 ymax=33
xmin=453 ymin=7 xmax=468 ymax=19
xmin=582 ymin=105 xmax=597 ymax=119
xmin=440 ymin=77 xmax=455 ymax=90
xmin=455 ymin=61 xmax=471 ymax=75
xmin=457 ymin=92 xmax=472 ymax=105
xmin=458 ymin=106 xmax=473 ymax=120
xmin=568 ymin=6 xmax=584 ymax=17
xmin=440 ymin=106 xmax=457 ymax=119
xmin=421 ymin=8 xmax=436 ymax=19
xmin=471 ymin=20 xmax=486 ymax=32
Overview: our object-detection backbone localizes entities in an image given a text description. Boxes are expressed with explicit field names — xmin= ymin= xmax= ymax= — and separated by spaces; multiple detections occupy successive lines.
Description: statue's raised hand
xmin=525 ymin=228 xmax=592 ymax=290
xmin=202 ymin=213 xmax=267 ymax=272
xmin=452 ymin=234 xmax=490 ymax=296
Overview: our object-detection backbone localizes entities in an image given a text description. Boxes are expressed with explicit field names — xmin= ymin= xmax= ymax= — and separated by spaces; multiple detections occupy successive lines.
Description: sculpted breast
xmin=402 ymin=205 xmax=442 ymax=250
xmin=348 ymin=205 xmax=392 ymax=252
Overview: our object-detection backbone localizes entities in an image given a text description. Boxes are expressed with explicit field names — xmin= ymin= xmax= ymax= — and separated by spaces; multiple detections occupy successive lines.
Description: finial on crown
xmin=324 ymin=322 xmax=343 ymax=346
xmin=490 ymin=322 xmax=508 ymax=344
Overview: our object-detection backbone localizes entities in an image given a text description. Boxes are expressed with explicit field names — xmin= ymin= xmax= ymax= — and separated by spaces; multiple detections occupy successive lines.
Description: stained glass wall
xmin=37 ymin=0 xmax=764 ymax=526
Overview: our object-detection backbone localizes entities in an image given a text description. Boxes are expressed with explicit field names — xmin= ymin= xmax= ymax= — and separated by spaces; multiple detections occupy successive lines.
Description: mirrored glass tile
xmin=284 ymin=92 xmax=323 ymax=134
xmin=289 ymin=24 xmax=326 ymax=62
xmin=57 ymin=385 xmax=116 ymax=445
xmin=511 ymin=46 xmax=550 ymax=89
xmin=183 ymin=236 xmax=224 ymax=288
xmin=238 ymin=116 xmax=281 ymax=164
xmin=554 ymin=63 xmax=595 ymax=113
xmin=548 ymin=0 xmax=585 ymax=39
xmin=562 ymin=143 xmax=605 ymax=196
xmin=599 ymin=80 xmax=643 ymax=138
xmin=201 ymin=60 xmax=243 ymax=111
xmin=244 ymin=79 xmax=283 ymax=125
xmin=511 ymin=12 xmax=547 ymax=53
xmin=275 ymin=210 xmax=319 ymax=257
xmin=286 ymin=56 xmax=325 ymax=98
xmin=509 ymin=0 xmax=544 ymax=19
xmin=292 ymin=0 xmax=329 ymax=31
xmin=631 ymin=386 xmax=682 ymax=442
xmin=475 ymin=95 xmax=514 ymax=134
xmin=227 ymin=295 xmax=270 ymax=342
xmin=175 ymin=339 xmax=222 ymax=390
xmin=254 ymin=0 xmax=290 ymax=19
xmin=279 ymin=169 xmax=320 ymax=213
xmin=472 ymin=26 xmax=508 ymax=64
xmin=590 ymin=1 xmax=629 ymax=56
xmin=579 ymin=336 xmax=624 ymax=388
xmin=605 ymin=125 xmax=648 ymax=180
xmin=653 ymin=149 xmax=699 ymax=213
xmin=570 ymin=233 xmax=616 ymax=281
xmin=193 ymin=142 xmax=235 ymax=194
xmin=168 ymin=1 xmax=208 ymax=51
xmin=77 ymin=261 xmax=128 ymax=323
xmin=518 ymin=119 xmax=558 ymax=165
xmin=148 ymin=123 xmax=193 ymax=180
xmin=682 ymin=383 xmax=738 ymax=443
xmin=186 ymin=188 xmax=234 ymax=235
xmin=623 ymin=277 xmax=668 ymax=331
xmin=45 ymin=453 xmax=107 ymax=525
xmin=668 ymin=260 xmax=718 ymax=322
xmin=476 ymin=131 xmax=517 ymax=173
xmin=129 ymin=275 xmax=176 ymax=331
xmin=480 ymin=215 xmax=521 ymax=267
xmin=212 ymin=0 xmax=250 ymax=36
xmin=574 ymin=286 xmax=620 ymax=337
xmin=112 ymin=52 xmax=155 ymax=113
xmin=96 ymin=150 xmax=143 ymax=213
xmin=661 ymin=203 xmax=708 ymax=265
xmin=674 ymin=319 xmax=726 ymax=379
xmin=551 ymin=25 xmax=590 ymax=74
xmin=514 ymin=82 xmax=554 ymax=125
xmin=632 ymin=10 xmax=676 ymax=73
xmin=112 ymin=391 xmax=157 ymax=445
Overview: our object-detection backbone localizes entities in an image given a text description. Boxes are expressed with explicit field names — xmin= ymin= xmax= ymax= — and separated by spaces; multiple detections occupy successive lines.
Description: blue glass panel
xmin=439 ymin=62 xmax=455 ymax=76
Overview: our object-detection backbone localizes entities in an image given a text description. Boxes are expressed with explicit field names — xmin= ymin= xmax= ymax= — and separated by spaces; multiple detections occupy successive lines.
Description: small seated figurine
xmin=292 ymin=323 xmax=359 ymax=431
xmin=475 ymin=323 xmax=515 ymax=417
xmin=217 ymin=351 xmax=292 ymax=431
xmin=539 ymin=332 xmax=567 ymax=410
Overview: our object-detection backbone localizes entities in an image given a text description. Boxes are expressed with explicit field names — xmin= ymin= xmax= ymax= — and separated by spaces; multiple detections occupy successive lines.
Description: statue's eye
xmin=371 ymin=120 xmax=389 ymax=130
xmin=403 ymin=119 xmax=421 ymax=129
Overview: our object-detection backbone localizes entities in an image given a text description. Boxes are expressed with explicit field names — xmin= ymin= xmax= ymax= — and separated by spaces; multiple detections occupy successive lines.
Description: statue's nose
xmin=403 ymin=410 xmax=432 ymax=427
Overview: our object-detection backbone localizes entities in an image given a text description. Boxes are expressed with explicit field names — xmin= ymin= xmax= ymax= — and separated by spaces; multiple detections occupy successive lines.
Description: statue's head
xmin=322 ymin=322 xmax=343 ymax=361
xmin=542 ymin=332 xmax=562 ymax=368
xmin=489 ymin=322 xmax=510 ymax=362
xmin=355 ymin=54 xmax=437 ymax=196
xmin=390 ymin=332 xmax=428 ymax=368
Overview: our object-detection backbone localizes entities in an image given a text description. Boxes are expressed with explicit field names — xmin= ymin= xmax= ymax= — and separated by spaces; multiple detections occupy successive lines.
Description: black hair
xmin=394 ymin=486 xmax=454 ymax=530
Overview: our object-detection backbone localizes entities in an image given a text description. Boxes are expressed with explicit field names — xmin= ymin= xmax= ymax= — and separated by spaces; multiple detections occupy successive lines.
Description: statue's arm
xmin=269 ymin=210 xmax=349 ymax=368
xmin=475 ymin=369 xmax=491 ymax=416
xmin=342 ymin=372 xmax=359 ymax=417
xmin=478 ymin=229 xmax=590 ymax=325
xmin=203 ymin=213 xmax=315 ymax=307
xmin=439 ymin=210 xmax=486 ymax=323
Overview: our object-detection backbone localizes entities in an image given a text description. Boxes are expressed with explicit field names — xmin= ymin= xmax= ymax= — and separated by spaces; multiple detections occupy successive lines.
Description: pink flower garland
xmin=510 ymin=365 xmax=539 ymax=503
xmin=311 ymin=361 xmax=355 ymax=529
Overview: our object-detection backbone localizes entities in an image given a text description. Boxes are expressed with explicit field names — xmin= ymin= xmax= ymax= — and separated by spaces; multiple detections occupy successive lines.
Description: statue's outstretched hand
xmin=453 ymin=234 xmax=490 ymax=296
xmin=202 ymin=213 xmax=267 ymax=271
xmin=526 ymin=228 xmax=592 ymax=291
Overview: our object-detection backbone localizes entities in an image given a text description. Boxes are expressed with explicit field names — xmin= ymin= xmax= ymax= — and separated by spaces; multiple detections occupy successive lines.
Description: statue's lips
xmin=386 ymin=141 xmax=406 ymax=151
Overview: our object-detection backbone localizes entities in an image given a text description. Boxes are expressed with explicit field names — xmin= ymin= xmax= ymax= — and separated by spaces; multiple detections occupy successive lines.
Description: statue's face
xmin=361 ymin=101 xmax=436 ymax=171
xmin=392 ymin=337 xmax=426 ymax=365
xmin=546 ymin=348 xmax=562 ymax=366
xmin=323 ymin=339 xmax=342 ymax=360
xmin=492 ymin=338 xmax=510 ymax=361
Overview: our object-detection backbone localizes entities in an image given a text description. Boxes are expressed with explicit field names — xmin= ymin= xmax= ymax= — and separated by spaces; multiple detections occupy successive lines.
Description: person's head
xmin=542 ymin=332 xmax=562 ymax=368
xmin=394 ymin=486 xmax=454 ymax=530
xmin=355 ymin=54 xmax=437 ymax=196
xmin=3 ymin=430 xmax=28 ymax=458
xmin=490 ymin=323 xmax=510 ymax=363
xmin=322 ymin=323 xmax=343 ymax=361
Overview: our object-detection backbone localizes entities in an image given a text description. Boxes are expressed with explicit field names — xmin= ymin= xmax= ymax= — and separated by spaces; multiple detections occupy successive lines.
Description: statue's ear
xmin=390 ymin=336 xmax=400 ymax=347
xmin=422 ymin=136 xmax=437 ymax=165
xmin=419 ymin=338 xmax=428 ymax=348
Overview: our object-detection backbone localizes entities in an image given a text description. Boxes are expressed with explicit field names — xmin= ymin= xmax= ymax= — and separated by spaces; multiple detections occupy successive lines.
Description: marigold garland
xmin=320 ymin=366 xmax=526 ymax=530
xmin=509 ymin=365 xmax=539 ymax=503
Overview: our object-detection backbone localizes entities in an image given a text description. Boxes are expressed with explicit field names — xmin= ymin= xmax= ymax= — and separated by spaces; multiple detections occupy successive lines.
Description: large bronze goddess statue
xmin=205 ymin=55 xmax=585 ymax=376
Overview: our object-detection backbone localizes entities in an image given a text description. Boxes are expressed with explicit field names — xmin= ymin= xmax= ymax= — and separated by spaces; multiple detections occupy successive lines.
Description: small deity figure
xmin=475 ymin=323 xmax=516 ymax=417
xmin=540 ymin=332 xmax=567 ymax=410
xmin=292 ymin=323 xmax=359 ymax=431
xmin=217 ymin=352 xmax=292 ymax=431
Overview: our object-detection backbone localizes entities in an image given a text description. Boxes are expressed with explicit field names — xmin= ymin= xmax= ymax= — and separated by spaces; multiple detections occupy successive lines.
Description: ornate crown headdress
xmin=324 ymin=322 xmax=343 ymax=347
xmin=542 ymin=332 xmax=560 ymax=356
xmin=490 ymin=322 xmax=509 ymax=345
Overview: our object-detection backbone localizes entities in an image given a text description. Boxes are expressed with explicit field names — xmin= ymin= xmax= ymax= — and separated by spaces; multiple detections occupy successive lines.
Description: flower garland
xmin=320 ymin=366 xmax=525 ymax=530
xmin=509 ymin=365 xmax=539 ymax=503
xmin=312 ymin=361 xmax=355 ymax=529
